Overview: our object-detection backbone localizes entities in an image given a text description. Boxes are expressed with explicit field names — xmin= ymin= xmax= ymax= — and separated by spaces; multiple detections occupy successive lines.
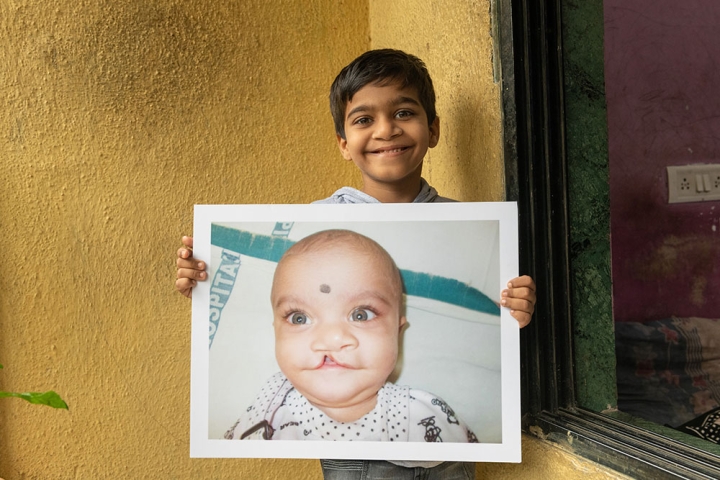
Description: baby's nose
xmin=311 ymin=321 xmax=358 ymax=351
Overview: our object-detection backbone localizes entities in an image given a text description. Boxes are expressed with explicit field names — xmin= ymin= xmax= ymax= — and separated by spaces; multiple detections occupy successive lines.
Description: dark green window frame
xmin=501 ymin=0 xmax=720 ymax=477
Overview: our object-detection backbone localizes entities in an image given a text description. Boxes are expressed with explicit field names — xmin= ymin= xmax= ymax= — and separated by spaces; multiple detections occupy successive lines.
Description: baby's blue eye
xmin=288 ymin=312 xmax=309 ymax=325
xmin=350 ymin=308 xmax=376 ymax=322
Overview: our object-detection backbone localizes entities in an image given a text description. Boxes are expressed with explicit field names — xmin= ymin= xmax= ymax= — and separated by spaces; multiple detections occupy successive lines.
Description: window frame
xmin=500 ymin=0 xmax=720 ymax=477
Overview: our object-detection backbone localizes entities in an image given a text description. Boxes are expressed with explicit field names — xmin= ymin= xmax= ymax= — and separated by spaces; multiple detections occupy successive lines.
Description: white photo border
xmin=190 ymin=202 xmax=521 ymax=462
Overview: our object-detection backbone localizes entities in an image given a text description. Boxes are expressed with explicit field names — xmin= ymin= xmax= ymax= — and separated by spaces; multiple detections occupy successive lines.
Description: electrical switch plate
xmin=667 ymin=164 xmax=720 ymax=204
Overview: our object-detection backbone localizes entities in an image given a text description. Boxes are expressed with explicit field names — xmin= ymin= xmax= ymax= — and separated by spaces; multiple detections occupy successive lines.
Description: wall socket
xmin=667 ymin=164 xmax=720 ymax=204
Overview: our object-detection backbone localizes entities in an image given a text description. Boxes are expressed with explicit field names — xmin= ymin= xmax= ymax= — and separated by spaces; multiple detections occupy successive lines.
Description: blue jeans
xmin=320 ymin=460 xmax=475 ymax=480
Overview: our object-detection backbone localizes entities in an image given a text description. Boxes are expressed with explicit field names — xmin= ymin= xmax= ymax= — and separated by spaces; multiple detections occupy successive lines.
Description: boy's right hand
xmin=176 ymin=236 xmax=207 ymax=298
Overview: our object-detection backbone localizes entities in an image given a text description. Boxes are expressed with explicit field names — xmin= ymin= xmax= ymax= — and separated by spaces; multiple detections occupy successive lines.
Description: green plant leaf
xmin=0 ymin=390 xmax=69 ymax=409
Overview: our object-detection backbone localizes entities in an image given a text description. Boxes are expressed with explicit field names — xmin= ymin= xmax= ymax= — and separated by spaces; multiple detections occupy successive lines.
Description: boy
xmin=177 ymin=49 xmax=536 ymax=479
xmin=225 ymin=229 xmax=478 ymax=443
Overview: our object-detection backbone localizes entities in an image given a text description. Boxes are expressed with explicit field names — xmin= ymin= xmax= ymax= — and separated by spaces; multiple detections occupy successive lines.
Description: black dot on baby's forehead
xmin=319 ymin=284 xmax=331 ymax=294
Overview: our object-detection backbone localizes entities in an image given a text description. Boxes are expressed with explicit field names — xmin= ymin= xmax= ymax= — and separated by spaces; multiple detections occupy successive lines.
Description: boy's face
xmin=271 ymin=244 xmax=406 ymax=418
xmin=337 ymin=82 xmax=440 ymax=192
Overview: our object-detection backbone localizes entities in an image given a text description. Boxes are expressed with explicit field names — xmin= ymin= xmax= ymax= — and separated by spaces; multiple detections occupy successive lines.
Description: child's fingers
xmin=177 ymin=266 xmax=207 ymax=281
xmin=502 ymin=286 xmax=536 ymax=305
xmin=178 ymin=237 xmax=195 ymax=259
xmin=175 ymin=237 xmax=201 ymax=298
xmin=175 ymin=278 xmax=196 ymax=298
xmin=501 ymin=292 xmax=535 ymax=328
xmin=510 ymin=309 xmax=532 ymax=328
xmin=508 ymin=275 xmax=536 ymax=290
xmin=500 ymin=296 xmax=534 ymax=316
xmin=502 ymin=276 xmax=537 ymax=328
xmin=176 ymin=257 xmax=205 ymax=271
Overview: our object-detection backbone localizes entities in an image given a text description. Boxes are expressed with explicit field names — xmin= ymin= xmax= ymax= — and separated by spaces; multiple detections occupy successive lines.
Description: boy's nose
xmin=311 ymin=321 xmax=358 ymax=352
xmin=372 ymin=117 xmax=401 ymax=140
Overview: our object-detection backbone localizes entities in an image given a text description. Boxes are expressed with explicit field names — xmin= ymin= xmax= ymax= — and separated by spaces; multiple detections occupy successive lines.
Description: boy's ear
xmin=336 ymin=134 xmax=353 ymax=161
xmin=429 ymin=117 xmax=440 ymax=148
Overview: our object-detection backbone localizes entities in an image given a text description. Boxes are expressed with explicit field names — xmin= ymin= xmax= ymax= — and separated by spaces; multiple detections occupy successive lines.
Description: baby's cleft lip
xmin=316 ymin=355 xmax=352 ymax=369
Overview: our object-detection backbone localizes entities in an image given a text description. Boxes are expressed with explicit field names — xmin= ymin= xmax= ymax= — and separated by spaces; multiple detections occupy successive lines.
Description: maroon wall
xmin=605 ymin=1 xmax=720 ymax=322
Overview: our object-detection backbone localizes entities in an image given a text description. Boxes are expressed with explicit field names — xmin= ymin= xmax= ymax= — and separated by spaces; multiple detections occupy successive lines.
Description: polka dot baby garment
xmin=226 ymin=372 xmax=477 ymax=443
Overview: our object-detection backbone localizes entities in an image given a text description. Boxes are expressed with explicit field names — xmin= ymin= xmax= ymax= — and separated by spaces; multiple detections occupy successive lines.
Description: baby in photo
xmin=225 ymin=229 xmax=478 ymax=443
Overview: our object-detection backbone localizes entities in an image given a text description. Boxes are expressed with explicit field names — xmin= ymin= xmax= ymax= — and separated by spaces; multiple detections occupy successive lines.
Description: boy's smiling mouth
xmin=369 ymin=146 xmax=410 ymax=155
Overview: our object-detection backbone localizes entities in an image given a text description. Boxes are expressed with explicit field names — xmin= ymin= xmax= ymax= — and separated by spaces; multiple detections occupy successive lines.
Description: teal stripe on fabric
xmin=211 ymin=224 xmax=500 ymax=316
xmin=212 ymin=224 xmax=294 ymax=263
xmin=400 ymin=270 xmax=499 ymax=316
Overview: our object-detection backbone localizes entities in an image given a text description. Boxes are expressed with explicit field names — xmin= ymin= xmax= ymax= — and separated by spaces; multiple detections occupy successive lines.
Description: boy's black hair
xmin=329 ymin=49 xmax=437 ymax=139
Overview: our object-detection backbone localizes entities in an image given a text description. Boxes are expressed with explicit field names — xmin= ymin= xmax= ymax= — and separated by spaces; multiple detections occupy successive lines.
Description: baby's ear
xmin=398 ymin=316 xmax=407 ymax=332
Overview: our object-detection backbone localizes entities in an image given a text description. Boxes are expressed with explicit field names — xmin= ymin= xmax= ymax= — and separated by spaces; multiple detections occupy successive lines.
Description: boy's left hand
xmin=501 ymin=275 xmax=536 ymax=328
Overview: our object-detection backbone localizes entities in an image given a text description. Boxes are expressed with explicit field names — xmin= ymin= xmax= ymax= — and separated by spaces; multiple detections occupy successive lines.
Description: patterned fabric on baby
xmin=225 ymin=372 xmax=478 ymax=443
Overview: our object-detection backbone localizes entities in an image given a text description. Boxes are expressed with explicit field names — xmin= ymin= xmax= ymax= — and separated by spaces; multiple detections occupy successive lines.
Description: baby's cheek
xmin=275 ymin=350 xmax=300 ymax=386
xmin=274 ymin=338 xmax=293 ymax=370
xmin=379 ymin=345 xmax=400 ymax=376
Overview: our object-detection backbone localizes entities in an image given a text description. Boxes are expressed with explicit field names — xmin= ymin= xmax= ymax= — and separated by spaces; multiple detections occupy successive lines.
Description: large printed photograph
xmin=190 ymin=202 xmax=520 ymax=462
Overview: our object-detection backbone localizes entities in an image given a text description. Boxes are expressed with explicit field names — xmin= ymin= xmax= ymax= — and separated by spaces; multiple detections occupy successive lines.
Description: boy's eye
xmin=287 ymin=312 xmax=310 ymax=325
xmin=350 ymin=308 xmax=376 ymax=322
xmin=352 ymin=116 xmax=372 ymax=126
xmin=396 ymin=110 xmax=414 ymax=119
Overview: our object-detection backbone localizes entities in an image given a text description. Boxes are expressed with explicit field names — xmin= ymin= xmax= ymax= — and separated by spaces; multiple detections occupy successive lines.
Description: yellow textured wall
xmin=369 ymin=0 xmax=504 ymax=202
xmin=1 ymin=0 xmax=620 ymax=478
xmin=0 ymin=0 xmax=363 ymax=477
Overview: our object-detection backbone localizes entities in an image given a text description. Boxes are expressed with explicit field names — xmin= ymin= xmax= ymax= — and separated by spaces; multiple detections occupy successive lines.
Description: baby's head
xmin=270 ymin=229 xmax=406 ymax=422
